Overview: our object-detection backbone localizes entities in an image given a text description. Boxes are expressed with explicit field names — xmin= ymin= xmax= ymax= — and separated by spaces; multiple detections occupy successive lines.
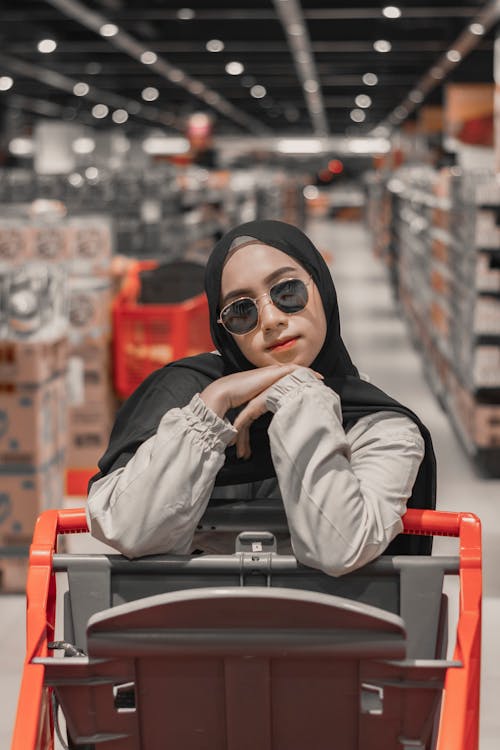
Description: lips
xmin=268 ymin=336 xmax=299 ymax=351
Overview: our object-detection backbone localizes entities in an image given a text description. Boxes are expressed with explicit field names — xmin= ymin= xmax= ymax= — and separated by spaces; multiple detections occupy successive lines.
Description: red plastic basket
xmin=113 ymin=260 xmax=214 ymax=399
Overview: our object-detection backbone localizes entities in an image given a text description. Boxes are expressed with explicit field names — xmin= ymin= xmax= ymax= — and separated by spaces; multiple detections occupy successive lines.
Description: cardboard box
xmin=68 ymin=332 xmax=113 ymax=406
xmin=0 ymin=375 xmax=66 ymax=467
xmin=68 ymin=276 xmax=112 ymax=341
xmin=66 ymin=400 xmax=114 ymax=469
xmin=0 ymin=335 xmax=68 ymax=386
xmin=67 ymin=215 xmax=113 ymax=272
xmin=0 ymin=452 xmax=65 ymax=545
xmin=31 ymin=222 xmax=70 ymax=262
xmin=0 ymin=220 xmax=33 ymax=264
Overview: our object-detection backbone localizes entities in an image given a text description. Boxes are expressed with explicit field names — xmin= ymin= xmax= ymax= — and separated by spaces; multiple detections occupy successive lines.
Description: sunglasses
xmin=218 ymin=276 xmax=312 ymax=335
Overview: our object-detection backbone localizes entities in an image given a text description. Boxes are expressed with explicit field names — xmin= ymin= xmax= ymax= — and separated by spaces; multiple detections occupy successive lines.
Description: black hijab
xmin=92 ymin=220 xmax=436 ymax=555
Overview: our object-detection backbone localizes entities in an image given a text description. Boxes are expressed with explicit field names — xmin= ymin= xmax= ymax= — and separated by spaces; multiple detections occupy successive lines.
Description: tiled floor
xmin=2 ymin=218 xmax=499 ymax=748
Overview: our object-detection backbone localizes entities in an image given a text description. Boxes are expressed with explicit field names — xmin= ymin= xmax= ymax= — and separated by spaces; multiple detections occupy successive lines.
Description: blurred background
xmin=1 ymin=1 xmax=499 ymax=747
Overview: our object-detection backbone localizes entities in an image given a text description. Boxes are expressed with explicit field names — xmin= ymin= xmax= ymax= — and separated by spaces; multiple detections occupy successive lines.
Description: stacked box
xmin=0 ymin=336 xmax=68 ymax=561
xmin=66 ymin=275 xmax=115 ymax=471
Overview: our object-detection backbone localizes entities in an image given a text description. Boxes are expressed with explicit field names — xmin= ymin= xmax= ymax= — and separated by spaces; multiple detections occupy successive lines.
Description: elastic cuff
xmin=265 ymin=367 xmax=325 ymax=413
xmin=181 ymin=393 xmax=237 ymax=450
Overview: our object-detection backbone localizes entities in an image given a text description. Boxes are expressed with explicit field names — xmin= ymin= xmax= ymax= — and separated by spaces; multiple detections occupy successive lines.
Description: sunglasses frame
xmin=218 ymin=275 xmax=312 ymax=335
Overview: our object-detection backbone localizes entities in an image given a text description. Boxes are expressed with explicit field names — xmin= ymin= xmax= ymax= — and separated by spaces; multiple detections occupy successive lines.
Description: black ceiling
xmin=0 ymin=0 xmax=496 ymax=141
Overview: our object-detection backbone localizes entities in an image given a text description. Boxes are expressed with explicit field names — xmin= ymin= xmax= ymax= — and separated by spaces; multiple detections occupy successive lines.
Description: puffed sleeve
xmin=86 ymin=394 xmax=237 ymax=558
xmin=265 ymin=368 xmax=425 ymax=577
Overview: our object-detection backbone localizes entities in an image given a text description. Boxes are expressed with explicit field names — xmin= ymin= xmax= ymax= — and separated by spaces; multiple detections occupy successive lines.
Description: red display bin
xmin=113 ymin=260 xmax=213 ymax=399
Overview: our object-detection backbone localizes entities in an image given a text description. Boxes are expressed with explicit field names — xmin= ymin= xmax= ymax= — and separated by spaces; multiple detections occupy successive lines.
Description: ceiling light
xmin=91 ymin=103 xmax=109 ymax=119
xmin=141 ymin=51 xmax=158 ymax=65
xmin=288 ymin=24 xmax=304 ymax=36
xmin=168 ymin=69 xmax=185 ymax=83
xmin=277 ymin=139 xmax=323 ymax=153
xmin=72 ymin=137 xmax=95 ymax=154
xmin=0 ymin=76 xmax=14 ymax=91
xmin=9 ymin=137 xmax=33 ymax=156
xmin=38 ymin=39 xmax=57 ymax=53
xmin=73 ymin=82 xmax=89 ymax=96
xmin=382 ymin=6 xmax=401 ymax=19
xmin=373 ymin=40 xmax=392 ymax=53
xmin=85 ymin=167 xmax=99 ymax=180
xmin=68 ymin=173 xmax=84 ymax=187
xmin=430 ymin=67 xmax=444 ymax=79
xmin=141 ymin=87 xmax=159 ymax=101
xmin=304 ymin=79 xmax=319 ymax=93
xmin=142 ymin=136 xmax=190 ymax=155
xmin=250 ymin=84 xmax=267 ymax=99
xmin=348 ymin=138 xmax=390 ymax=153
xmin=362 ymin=73 xmax=378 ymax=86
xmin=355 ymin=94 xmax=372 ymax=108
xmin=446 ymin=49 xmax=462 ymax=63
xmin=206 ymin=39 xmax=224 ymax=53
xmin=114 ymin=136 xmax=131 ymax=153
xmin=469 ymin=23 xmax=485 ymax=36
xmin=350 ymin=109 xmax=366 ymax=123
xmin=303 ymin=186 xmax=319 ymax=200
xmin=187 ymin=80 xmax=204 ymax=95
xmin=99 ymin=24 xmax=119 ymax=37
xmin=394 ymin=105 xmax=408 ymax=119
xmin=409 ymin=90 xmax=424 ymax=103
xmin=284 ymin=106 xmax=300 ymax=122
xmin=177 ymin=8 xmax=195 ymax=20
xmin=112 ymin=109 xmax=129 ymax=124
xmin=226 ymin=61 xmax=244 ymax=75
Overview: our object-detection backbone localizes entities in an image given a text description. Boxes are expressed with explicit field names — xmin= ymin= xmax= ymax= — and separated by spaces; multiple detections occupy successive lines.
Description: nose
xmin=258 ymin=295 xmax=287 ymax=332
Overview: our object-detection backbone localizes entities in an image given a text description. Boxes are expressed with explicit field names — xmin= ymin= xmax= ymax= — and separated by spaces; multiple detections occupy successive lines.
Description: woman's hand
xmin=200 ymin=364 xmax=323 ymax=459
xmin=231 ymin=367 xmax=323 ymax=459
xmin=200 ymin=364 xmax=303 ymax=418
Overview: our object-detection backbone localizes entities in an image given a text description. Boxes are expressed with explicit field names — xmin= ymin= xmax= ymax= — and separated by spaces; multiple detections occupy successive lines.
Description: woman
xmin=87 ymin=220 xmax=436 ymax=575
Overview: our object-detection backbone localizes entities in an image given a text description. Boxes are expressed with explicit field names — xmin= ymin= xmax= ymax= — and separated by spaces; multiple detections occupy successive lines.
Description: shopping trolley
xmin=11 ymin=502 xmax=481 ymax=750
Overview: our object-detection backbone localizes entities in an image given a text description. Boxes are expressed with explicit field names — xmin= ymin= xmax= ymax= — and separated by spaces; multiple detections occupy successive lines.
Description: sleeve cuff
xmin=177 ymin=393 xmax=237 ymax=451
xmin=265 ymin=367 xmax=328 ymax=413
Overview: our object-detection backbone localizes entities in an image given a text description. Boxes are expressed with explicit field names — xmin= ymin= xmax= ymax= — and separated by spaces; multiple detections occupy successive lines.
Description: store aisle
xmin=309 ymin=217 xmax=500 ymax=749
xmin=2 ymin=217 xmax=499 ymax=748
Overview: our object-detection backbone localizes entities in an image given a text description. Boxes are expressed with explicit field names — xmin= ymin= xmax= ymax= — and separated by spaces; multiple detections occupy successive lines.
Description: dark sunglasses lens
xmin=221 ymin=298 xmax=258 ymax=334
xmin=271 ymin=279 xmax=308 ymax=312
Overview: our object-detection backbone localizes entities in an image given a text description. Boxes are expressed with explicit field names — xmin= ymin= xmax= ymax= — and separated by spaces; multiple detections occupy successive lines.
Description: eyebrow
xmin=221 ymin=265 xmax=300 ymax=307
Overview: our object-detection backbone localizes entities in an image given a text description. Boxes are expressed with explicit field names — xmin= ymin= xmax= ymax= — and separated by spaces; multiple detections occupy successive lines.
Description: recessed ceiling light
xmin=304 ymin=79 xmax=319 ymax=93
xmin=177 ymin=8 xmax=195 ymax=21
xmin=73 ymin=82 xmax=89 ymax=97
xmin=112 ymin=109 xmax=129 ymax=124
xmin=99 ymin=24 xmax=119 ymax=37
xmin=250 ymin=84 xmax=267 ymax=98
xmin=168 ymin=69 xmax=185 ymax=83
xmin=394 ymin=105 xmax=408 ymax=119
xmin=206 ymin=39 xmax=224 ymax=53
xmin=0 ymin=76 xmax=14 ymax=91
xmin=188 ymin=80 xmax=204 ymax=95
xmin=85 ymin=167 xmax=99 ymax=180
xmin=409 ymin=90 xmax=424 ymax=103
xmin=141 ymin=51 xmax=158 ymax=65
xmin=226 ymin=61 xmax=245 ymax=75
xmin=72 ymin=137 xmax=95 ymax=154
xmin=362 ymin=73 xmax=378 ymax=86
xmin=38 ymin=39 xmax=57 ymax=53
xmin=68 ymin=173 xmax=84 ymax=187
xmin=430 ymin=66 xmax=444 ymax=79
xmin=355 ymin=94 xmax=372 ymax=108
xmin=9 ymin=137 xmax=33 ymax=156
xmin=382 ymin=6 xmax=402 ymax=19
xmin=91 ymin=104 xmax=109 ymax=119
xmin=446 ymin=49 xmax=462 ymax=63
xmin=373 ymin=40 xmax=392 ymax=53
xmin=469 ymin=23 xmax=485 ymax=36
xmin=303 ymin=185 xmax=319 ymax=200
xmin=350 ymin=108 xmax=366 ymax=122
xmin=141 ymin=87 xmax=159 ymax=102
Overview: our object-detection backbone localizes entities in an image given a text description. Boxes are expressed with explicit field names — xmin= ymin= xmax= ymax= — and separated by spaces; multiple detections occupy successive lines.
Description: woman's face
xmin=220 ymin=243 xmax=327 ymax=368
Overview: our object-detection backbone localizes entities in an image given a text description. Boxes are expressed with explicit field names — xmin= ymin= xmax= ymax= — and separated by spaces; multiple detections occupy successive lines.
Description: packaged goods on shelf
xmin=368 ymin=166 xmax=500 ymax=474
